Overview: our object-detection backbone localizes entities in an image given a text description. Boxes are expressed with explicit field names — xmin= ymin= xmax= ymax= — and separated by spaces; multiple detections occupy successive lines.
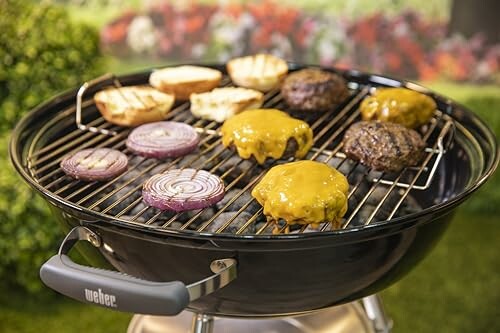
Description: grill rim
xmin=9 ymin=64 xmax=499 ymax=241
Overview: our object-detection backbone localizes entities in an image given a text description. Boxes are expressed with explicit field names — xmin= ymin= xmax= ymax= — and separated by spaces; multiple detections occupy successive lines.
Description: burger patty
xmin=281 ymin=69 xmax=349 ymax=111
xmin=342 ymin=121 xmax=425 ymax=172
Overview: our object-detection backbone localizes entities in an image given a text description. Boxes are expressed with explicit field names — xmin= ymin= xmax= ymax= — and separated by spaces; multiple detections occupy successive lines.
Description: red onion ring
xmin=60 ymin=148 xmax=128 ymax=181
xmin=126 ymin=121 xmax=200 ymax=159
xmin=142 ymin=169 xmax=225 ymax=211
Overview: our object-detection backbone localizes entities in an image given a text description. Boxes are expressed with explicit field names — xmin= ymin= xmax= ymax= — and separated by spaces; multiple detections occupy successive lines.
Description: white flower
xmin=271 ymin=33 xmax=292 ymax=59
xmin=191 ymin=43 xmax=206 ymax=58
xmin=126 ymin=15 xmax=157 ymax=54
xmin=217 ymin=51 xmax=231 ymax=62
xmin=394 ymin=22 xmax=409 ymax=37
xmin=318 ymin=38 xmax=337 ymax=61
xmin=239 ymin=12 xmax=255 ymax=29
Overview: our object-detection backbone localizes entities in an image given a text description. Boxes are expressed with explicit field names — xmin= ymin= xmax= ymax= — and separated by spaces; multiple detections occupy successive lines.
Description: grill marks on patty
xmin=342 ymin=121 xmax=425 ymax=172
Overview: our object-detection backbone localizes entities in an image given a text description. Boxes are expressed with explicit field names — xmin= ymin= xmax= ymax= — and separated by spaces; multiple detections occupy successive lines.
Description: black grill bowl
xmin=10 ymin=66 xmax=498 ymax=316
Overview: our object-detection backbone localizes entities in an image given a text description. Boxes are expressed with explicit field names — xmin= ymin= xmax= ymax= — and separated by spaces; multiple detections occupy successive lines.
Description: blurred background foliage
xmin=0 ymin=0 xmax=103 ymax=292
xmin=0 ymin=1 xmax=498 ymax=332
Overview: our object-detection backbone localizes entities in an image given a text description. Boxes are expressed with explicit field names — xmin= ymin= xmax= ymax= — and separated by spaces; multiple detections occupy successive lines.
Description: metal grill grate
xmin=26 ymin=70 xmax=455 ymax=235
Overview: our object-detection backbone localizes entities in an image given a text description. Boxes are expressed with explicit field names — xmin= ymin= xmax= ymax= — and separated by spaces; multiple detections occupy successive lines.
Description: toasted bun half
xmin=94 ymin=86 xmax=175 ymax=127
xmin=227 ymin=54 xmax=288 ymax=92
xmin=149 ymin=65 xmax=222 ymax=100
xmin=190 ymin=87 xmax=264 ymax=122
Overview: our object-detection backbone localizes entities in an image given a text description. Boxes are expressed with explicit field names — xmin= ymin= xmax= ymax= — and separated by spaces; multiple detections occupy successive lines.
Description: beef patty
xmin=342 ymin=121 xmax=425 ymax=172
xmin=281 ymin=69 xmax=349 ymax=111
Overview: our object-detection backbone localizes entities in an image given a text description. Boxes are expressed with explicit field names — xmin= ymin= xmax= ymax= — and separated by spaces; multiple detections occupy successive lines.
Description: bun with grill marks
xmin=94 ymin=86 xmax=175 ymax=127
xmin=227 ymin=54 xmax=288 ymax=92
xmin=149 ymin=65 xmax=222 ymax=100
xmin=190 ymin=87 xmax=263 ymax=122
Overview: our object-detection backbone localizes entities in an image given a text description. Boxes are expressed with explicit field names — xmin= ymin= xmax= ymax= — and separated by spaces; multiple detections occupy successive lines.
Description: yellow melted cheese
xmin=251 ymin=160 xmax=349 ymax=225
xmin=220 ymin=109 xmax=313 ymax=164
xmin=360 ymin=87 xmax=436 ymax=128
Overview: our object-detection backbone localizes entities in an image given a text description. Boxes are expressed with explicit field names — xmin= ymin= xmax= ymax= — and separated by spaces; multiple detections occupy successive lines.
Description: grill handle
xmin=40 ymin=227 xmax=237 ymax=316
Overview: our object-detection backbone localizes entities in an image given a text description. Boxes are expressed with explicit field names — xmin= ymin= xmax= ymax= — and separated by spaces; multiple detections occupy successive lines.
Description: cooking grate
xmin=26 ymin=70 xmax=454 ymax=235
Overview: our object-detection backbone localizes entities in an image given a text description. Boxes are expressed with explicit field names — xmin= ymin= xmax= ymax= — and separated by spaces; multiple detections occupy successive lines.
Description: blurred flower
xmin=101 ymin=1 xmax=500 ymax=84
xmin=126 ymin=15 xmax=157 ymax=54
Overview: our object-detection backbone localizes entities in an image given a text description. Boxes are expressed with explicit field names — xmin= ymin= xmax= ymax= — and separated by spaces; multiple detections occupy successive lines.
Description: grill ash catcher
xmin=10 ymin=64 xmax=498 ymax=333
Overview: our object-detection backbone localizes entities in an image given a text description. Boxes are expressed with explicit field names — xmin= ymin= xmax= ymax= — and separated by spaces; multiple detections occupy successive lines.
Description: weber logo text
xmin=84 ymin=288 xmax=117 ymax=308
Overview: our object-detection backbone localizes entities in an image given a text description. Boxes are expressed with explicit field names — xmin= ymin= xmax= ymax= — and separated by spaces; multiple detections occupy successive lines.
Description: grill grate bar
xmin=145 ymin=211 xmax=163 ymax=225
xmin=256 ymin=219 xmax=272 ymax=235
xmin=29 ymin=114 xmax=104 ymax=161
xmin=126 ymin=202 xmax=150 ymax=220
xmin=235 ymin=208 xmax=264 ymax=234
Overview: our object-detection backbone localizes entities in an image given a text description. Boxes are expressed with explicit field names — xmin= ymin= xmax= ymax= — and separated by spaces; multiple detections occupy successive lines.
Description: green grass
xmin=382 ymin=211 xmax=500 ymax=333
xmin=0 ymin=290 xmax=130 ymax=333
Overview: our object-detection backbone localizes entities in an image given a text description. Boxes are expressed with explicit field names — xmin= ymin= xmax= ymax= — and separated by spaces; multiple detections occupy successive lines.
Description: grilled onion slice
xmin=126 ymin=121 xmax=200 ymax=159
xmin=142 ymin=169 xmax=225 ymax=211
xmin=60 ymin=148 xmax=128 ymax=181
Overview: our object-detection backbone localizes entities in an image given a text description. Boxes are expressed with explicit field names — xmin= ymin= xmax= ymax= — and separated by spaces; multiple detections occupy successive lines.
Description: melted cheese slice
xmin=360 ymin=87 xmax=436 ymax=128
xmin=252 ymin=161 xmax=349 ymax=225
xmin=220 ymin=109 xmax=313 ymax=164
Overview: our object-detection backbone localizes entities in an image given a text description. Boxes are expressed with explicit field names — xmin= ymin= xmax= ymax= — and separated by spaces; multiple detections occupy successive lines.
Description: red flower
xmin=385 ymin=51 xmax=402 ymax=71
xmin=225 ymin=3 xmax=244 ymax=19
xmin=251 ymin=27 xmax=272 ymax=49
xmin=100 ymin=10 xmax=135 ymax=44
xmin=417 ymin=62 xmax=438 ymax=81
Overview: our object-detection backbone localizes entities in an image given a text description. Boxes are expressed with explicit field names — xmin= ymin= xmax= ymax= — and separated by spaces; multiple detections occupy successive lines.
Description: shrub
xmin=0 ymin=0 xmax=103 ymax=132
xmin=0 ymin=0 xmax=103 ymax=292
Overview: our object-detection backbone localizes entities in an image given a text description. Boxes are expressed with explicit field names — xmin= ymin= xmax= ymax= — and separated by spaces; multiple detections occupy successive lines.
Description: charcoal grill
xmin=9 ymin=64 xmax=498 ymax=332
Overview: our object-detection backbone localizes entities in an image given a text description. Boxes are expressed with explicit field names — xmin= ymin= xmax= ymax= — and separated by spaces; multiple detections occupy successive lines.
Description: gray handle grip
xmin=40 ymin=227 xmax=237 ymax=316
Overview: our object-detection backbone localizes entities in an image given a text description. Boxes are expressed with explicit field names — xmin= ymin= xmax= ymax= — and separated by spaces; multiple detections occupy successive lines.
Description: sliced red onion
xmin=142 ymin=169 xmax=225 ymax=211
xmin=61 ymin=148 xmax=128 ymax=181
xmin=126 ymin=121 xmax=200 ymax=159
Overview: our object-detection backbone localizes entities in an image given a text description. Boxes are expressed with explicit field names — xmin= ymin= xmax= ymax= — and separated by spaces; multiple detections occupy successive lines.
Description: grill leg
xmin=191 ymin=313 xmax=214 ymax=333
xmin=362 ymin=295 xmax=393 ymax=333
